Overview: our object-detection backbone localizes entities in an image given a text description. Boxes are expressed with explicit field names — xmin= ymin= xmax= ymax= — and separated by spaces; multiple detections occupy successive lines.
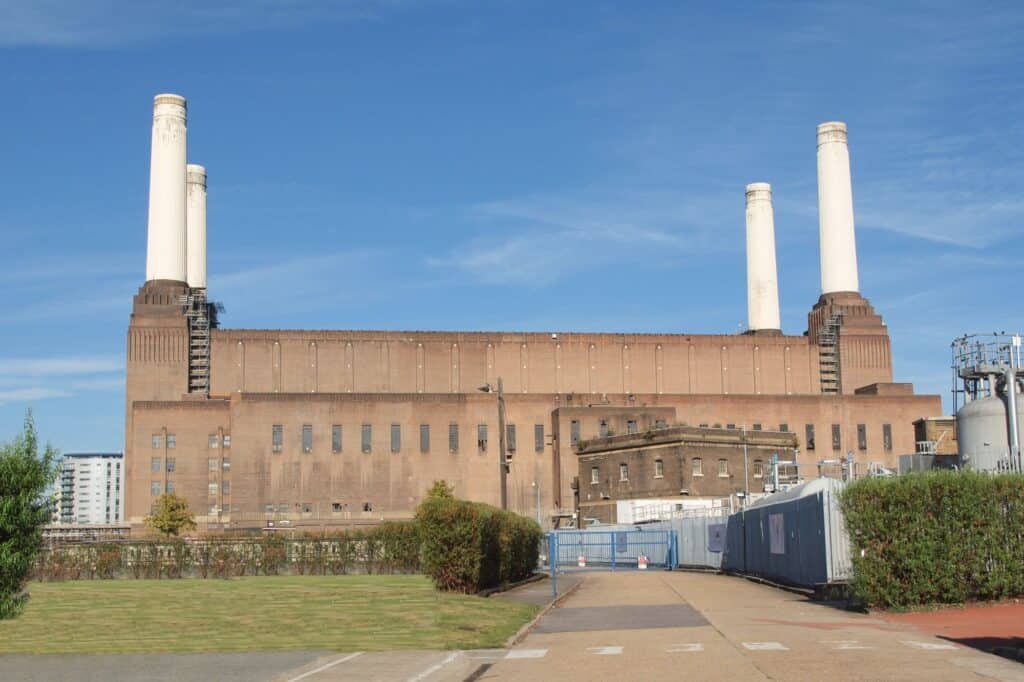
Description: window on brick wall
xmin=806 ymin=424 xmax=816 ymax=450
xmin=166 ymin=481 xmax=176 ymax=494
xmin=599 ymin=419 xmax=609 ymax=437
xmin=361 ymin=424 xmax=372 ymax=454
xmin=477 ymin=424 xmax=488 ymax=452
xmin=222 ymin=458 xmax=230 ymax=472
xmin=534 ymin=424 xmax=544 ymax=453
xmin=692 ymin=458 xmax=703 ymax=476
xmin=151 ymin=482 xmax=161 ymax=496
xmin=506 ymin=424 xmax=516 ymax=452
xmin=166 ymin=434 xmax=176 ymax=449
xmin=391 ymin=424 xmax=401 ymax=453
xmin=332 ymin=425 xmax=342 ymax=453
xmin=753 ymin=460 xmax=764 ymax=478
xmin=302 ymin=424 xmax=313 ymax=453
xmin=831 ymin=424 xmax=841 ymax=451
xmin=449 ymin=423 xmax=459 ymax=453
xmin=627 ymin=419 xmax=638 ymax=434
xmin=151 ymin=434 xmax=162 ymax=449
xmin=753 ymin=423 xmax=762 ymax=431
xmin=208 ymin=458 xmax=218 ymax=472
xmin=718 ymin=459 xmax=729 ymax=477
xmin=655 ymin=419 xmax=667 ymax=429
xmin=420 ymin=424 xmax=430 ymax=454
xmin=619 ymin=463 xmax=628 ymax=481
xmin=883 ymin=424 xmax=893 ymax=452
xmin=208 ymin=483 xmax=218 ymax=496
xmin=591 ymin=466 xmax=600 ymax=484
xmin=151 ymin=457 xmax=161 ymax=473
xmin=570 ymin=420 xmax=580 ymax=445
xmin=165 ymin=458 xmax=175 ymax=473
xmin=654 ymin=459 xmax=664 ymax=478
xmin=857 ymin=424 xmax=867 ymax=450
xmin=272 ymin=425 xmax=283 ymax=453
xmin=208 ymin=434 xmax=219 ymax=449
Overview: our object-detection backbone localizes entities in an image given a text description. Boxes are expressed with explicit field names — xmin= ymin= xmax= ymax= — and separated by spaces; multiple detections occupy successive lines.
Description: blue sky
xmin=1 ymin=1 xmax=1021 ymax=452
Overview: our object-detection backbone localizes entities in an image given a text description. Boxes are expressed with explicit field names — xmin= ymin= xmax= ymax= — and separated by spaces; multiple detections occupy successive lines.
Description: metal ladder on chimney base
xmin=818 ymin=312 xmax=843 ymax=394
xmin=180 ymin=291 xmax=211 ymax=395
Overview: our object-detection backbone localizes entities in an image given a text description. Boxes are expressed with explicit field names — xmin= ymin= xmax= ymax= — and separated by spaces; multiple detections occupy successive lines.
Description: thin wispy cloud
xmin=0 ymin=356 xmax=123 ymax=376
xmin=0 ymin=0 xmax=425 ymax=48
xmin=0 ymin=387 xmax=71 ymax=404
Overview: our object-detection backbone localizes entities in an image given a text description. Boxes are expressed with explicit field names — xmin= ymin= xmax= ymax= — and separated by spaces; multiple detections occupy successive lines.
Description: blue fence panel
xmin=548 ymin=529 xmax=675 ymax=571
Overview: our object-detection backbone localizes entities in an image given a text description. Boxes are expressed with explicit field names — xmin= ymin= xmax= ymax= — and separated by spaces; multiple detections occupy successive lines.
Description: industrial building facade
xmin=124 ymin=95 xmax=942 ymax=529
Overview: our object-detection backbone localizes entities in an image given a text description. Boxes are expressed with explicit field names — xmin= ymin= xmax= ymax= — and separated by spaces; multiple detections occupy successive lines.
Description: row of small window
xmin=569 ymin=418 xmax=666 ymax=444
xmin=151 ymin=457 xmax=231 ymax=473
xmin=804 ymin=423 xmax=893 ymax=452
xmin=270 ymin=423 xmax=547 ymax=455
xmin=263 ymin=502 xmax=375 ymax=514
xmin=151 ymin=481 xmax=230 ymax=496
xmin=151 ymin=434 xmax=231 ymax=449
xmin=592 ymin=458 xmax=767 ymax=484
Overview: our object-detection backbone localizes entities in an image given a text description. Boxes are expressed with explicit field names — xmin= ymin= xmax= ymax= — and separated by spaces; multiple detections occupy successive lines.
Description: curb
xmin=479 ymin=572 xmax=546 ymax=599
xmin=504 ymin=576 xmax=583 ymax=647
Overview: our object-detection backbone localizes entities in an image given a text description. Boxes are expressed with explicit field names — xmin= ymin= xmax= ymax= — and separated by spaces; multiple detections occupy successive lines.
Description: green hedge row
xmin=417 ymin=495 xmax=542 ymax=593
xmin=840 ymin=471 xmax=1024 ymax=608
xmin=34 ymin=522 xmax=421 ymax=581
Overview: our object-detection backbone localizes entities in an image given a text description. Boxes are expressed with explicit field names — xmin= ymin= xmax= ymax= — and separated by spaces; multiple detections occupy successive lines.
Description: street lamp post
xmin=479 ymin=377 xmax=508 ymax=510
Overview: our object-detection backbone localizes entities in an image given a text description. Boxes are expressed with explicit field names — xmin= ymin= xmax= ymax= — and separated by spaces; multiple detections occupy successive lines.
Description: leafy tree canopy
xmin=145 ymin=493 xmax=197 ymax=537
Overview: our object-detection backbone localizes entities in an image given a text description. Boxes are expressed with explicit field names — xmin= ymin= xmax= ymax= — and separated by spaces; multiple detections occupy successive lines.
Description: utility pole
xmin=480 ymin=377 xmax=508 ymax=510
xmin=742 ymin=424 xmax=749 ymax=503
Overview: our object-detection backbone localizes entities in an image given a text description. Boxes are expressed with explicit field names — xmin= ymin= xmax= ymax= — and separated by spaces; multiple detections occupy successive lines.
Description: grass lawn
xmin=0 ymin=576 xmax=538 ymax=654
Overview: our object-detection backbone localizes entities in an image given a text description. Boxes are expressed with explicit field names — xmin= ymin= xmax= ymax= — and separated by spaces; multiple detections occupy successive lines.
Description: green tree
xmin=426 ymin=480 xmax=454 ymax=500
xmin=0 ymin=411 xmax=59 ymax=619
xmin=145 ymin=493 xmax=197 ymax=537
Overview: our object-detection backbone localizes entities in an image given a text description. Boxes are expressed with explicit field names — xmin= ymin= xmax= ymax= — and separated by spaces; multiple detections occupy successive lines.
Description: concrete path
xmin=4 ymin=573 xmax=1022 ymax=681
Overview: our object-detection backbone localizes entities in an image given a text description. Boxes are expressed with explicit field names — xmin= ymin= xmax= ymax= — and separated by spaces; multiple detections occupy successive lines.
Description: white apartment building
xmin=58 ymin=453 xmax=124 ymax=525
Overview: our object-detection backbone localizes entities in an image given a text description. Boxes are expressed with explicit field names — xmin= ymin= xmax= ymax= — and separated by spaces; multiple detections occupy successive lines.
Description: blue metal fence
xmin=546 ymin=529 xmax=676 ymax=597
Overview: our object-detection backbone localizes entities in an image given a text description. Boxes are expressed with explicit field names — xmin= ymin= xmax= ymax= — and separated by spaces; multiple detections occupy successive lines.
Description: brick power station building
xmin=125 ymin=94 xmax=941 ymax=530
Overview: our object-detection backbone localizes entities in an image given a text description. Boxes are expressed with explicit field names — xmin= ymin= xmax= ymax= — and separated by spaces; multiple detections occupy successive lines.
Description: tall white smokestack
xmin=186 ymin=164 xmax=207 ymax=289
xmin=745 ymin=182 xmax=781 ymax=332
xmin=145 ymin=94 xmax=187 ymax=283
xmin=816 ymin=121 xmax=860 ymax=294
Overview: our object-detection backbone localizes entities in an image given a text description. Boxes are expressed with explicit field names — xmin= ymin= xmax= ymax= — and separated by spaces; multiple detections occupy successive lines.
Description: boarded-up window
xmin=805 ymin=424 xmax=815 ymax=450
xmin=302 ymin=424 xmax=313 ymax=453
xmin=361 ymin=424 xmax=372 ymax=454
xmin=506 ymin=424 xmax=516 ymax=452
xmin=390 ymin=424 xmax=401 ymax=453
xmin=449 ymin=423 xmax=459 ymax=453
xmin=857 ymin=424 xmax=867 ymax=450
xmin=420 ymin=424 xmax=430 ymax=454
xmin=332 ymin=425 xmax=342 ymax=453
xmin=534 ymin=424 xmax=544 ymax=453
xmin=883 ymin=424 xmax=893 ymax=452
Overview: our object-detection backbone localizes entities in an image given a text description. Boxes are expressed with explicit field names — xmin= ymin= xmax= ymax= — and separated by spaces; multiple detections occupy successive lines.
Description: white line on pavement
xmin=820 ymin=640 xmax=873 ymax=650
xmin=666 ymin=644 xmax=704 ymax=653
xmin=742 ymin=642 xmax=789 ymax=651
xmin=505 ymin=649 xmax=548 ymax=659
xmin=902 ymin=641 xmax=958 ymax=651
xmin=407 ymin=651 xmax=462 ymax=682
xmin=285 ymin=652 xmax=364 ymax=682
xmin=587 ymin=646 xmax=623 ymax=656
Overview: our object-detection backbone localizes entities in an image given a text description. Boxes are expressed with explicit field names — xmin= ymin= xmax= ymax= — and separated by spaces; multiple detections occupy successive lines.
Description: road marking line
xmin=902 ymin=641 xmax=958 ymax=651
xmin=505 ymin=649 xmax=548 ymax=659
xmin=587 ymin=646 xmax=623 ymax=655
xmin=666 ymin=643 xmax=704 ymax=653
xmin=285 ymin=652 xmax=363 ymax=682
xmin=820 ymin=640 xmax=873 ymax=650
xmin=407 ymin=651 xmax=462 ymax=682
xmin=742 ymin=642 xmax=788 ymax=651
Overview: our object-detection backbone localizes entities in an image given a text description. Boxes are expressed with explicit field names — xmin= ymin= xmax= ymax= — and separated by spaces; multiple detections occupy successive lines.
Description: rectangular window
xmin=805 ymin=424 xmax=816 ymax=451
xmin=534 ymin=424 xmax=544 ymax=453
xmin=221 ymin=503 xmax=230 ymax=514
xmin=272 ymin=425 xmax=283 ymax=453
xmin=165 ymin=457 xmax=176 ymax=473
xmin=718 ymin=459 xmax=729 ymax=477
xmin=151 ymin=434 xmax=162 ymax=449
xmin=278 ymin=503 xmax=289 ymax=513
xmin=753 ymin=460 xmax=764 ymax=478
xmin=151 ymin=457 xmax=161 ymax=473
xmin=570 ymin=420 xmax=580 ymax=445
xmin=332 ymin=425 xmax=342 ymax=453
xmin=627 ymin=419 xmax=638 ymax=434
xmin=420 ymin=424 xmax=430 ymax=453
xmin=166 ymin=481 xmax=176 ymax=494
xmin=619 ymin=463 xmax=628 ymax=481
xmin=391 ymin=424 xmax=401 ymax=453
xmin=477 ymin=424 xmax=488 ymax=452
xmin=208 ymin=458 xmax=219 ymax=472
xmin=208 ymin=434 xmax=219 ymax=449
xmin=222 ymin=435 xmax=231 ymax=448
xmin=599 ymin=419 xmax=609 ymax=437
xmin=727 ymin=423 xmax=736 ymax=430
xmin=655 ymin=419 xmax=667 ymax=429
xmin=857 ymin=424 xmax=867 ymax=450
xmin=166 ymin=434 xmax=176 ymax=449
xmin=222 ymin=481 xmax=230 ymax=494
xmin=692 ymin=458 xmax=703 ymax=476
xmin=302 ymin=424 xmax=313 ymax=453
xmin=779 ymin=423 xmax=789 ymax=433
xmin=699 ymin=423 xmax=708 ymax=428
xmin=883 ymin=424 xmax=893 ymax=452
xmin=449 ymin=423 xmax=459 ymax=453
xmin=590 ymin=466 xmax=600 ymax=484
xmin=151 ymin=482 xmax=161 ymax=496
xmin=753 ymin=423 xmax=762 ymax=431
xmin=222 ymin=458 xmax=230 ymax=472
xmin=332 ymin=502 xmax=343 ymax=513
xmin=831 ymin=424 xmax=841 ymax=451
xmin=361 ymin=424 xmax=372 ymax=454
xmin=654 ymin=459 xmax=664 ymax=478
xmin=506 ymin=424 xmax=516 ymax=452
xmin=208 ymin=483 xmax=218 ymax=496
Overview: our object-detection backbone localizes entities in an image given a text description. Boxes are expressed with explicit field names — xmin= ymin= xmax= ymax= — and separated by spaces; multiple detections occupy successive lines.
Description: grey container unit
xmin=722 ymin=477 xmax=852 ymax=588
xmin=648 ymin=511 xmax=728 ymax=570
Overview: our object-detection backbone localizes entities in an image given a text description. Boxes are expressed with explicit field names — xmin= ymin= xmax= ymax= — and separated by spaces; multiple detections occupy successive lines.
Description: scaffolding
xmin=179 ymin=291 xmax=221 ymax=395
xmin=818 ymin=312 xmax=843 ymax=394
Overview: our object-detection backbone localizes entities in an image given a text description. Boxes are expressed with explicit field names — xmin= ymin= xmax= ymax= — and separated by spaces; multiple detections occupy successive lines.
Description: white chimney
xmin=745 ymin=182 xmax=781 ymax=332
xmin=816 ymin=121 xmax=860 ymax=294
xmin=145 ymin=94 xmax=188 ymax=283
xmin=186 ymin=164 xmax=207 ymax=289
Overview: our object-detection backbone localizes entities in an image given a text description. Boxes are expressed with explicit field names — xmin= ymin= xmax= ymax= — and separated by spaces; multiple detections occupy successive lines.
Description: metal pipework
xmin=1006 ymin=368 xmax=1021 ymax=468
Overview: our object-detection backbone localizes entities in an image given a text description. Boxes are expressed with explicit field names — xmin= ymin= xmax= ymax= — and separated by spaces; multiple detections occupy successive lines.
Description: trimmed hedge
xmin=417 ymin=497 xmax=542 ymax=593
xmin=840 ymin=471 xmax=1024 ymax=608
xmin=33 ymin=521 xmax=421 ymax=581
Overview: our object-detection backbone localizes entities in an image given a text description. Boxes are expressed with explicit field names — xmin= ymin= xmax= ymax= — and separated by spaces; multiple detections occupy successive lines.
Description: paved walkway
xmin=3 ymin=573 xmax=1022 ymax=681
